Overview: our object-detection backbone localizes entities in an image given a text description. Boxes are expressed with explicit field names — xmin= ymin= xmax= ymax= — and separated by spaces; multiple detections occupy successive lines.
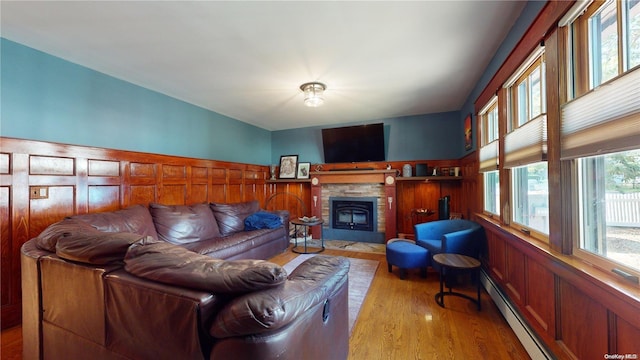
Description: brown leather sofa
xmin=21 ymin=201 xmax=350 ymax=359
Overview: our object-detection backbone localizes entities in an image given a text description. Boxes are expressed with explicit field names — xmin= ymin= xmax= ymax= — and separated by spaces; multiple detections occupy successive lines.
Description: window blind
xmin=560 ymin=67 xmax=640 ymax=160
xmin=479 ymin=140 xmax=499 ymax=173
xmin=504 ymin=115 xmax=547 ymax=168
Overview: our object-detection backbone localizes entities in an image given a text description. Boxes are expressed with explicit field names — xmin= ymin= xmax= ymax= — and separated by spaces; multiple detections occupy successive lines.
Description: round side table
xmin=432 ymin=253 xmax=482 ymax=311
xmin=290 ymin=218 xmax=324 ymax=254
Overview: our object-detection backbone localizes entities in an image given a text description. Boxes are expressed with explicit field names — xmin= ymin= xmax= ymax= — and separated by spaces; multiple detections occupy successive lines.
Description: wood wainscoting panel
xmin=162 ymin=164 xmax=186 ymax=180
xmin=226 ymin=168 xmax=244 ymax=203
xmin=190 ymin=166 xmax=209 ymax=204
xmin=190 ymin=184 xmax=209 ymax=204
xmin=130 ymin=162 xmax=156 ymax=178
xmin=159 ymin=184 xmax=187 ymax=205
xmin=486 ymin=229 xmax=506 ymax=282
xmin=192 ymin=166 xmax=208 ymax=182
xmin=557 ymin=279 xmax=608 ymax=359
xmin=504 ymin=242 xmax=525 ymax=304
xmin=525 ymin=258 xmax=556 ymax=339
xmin=129 ymin=185 xmax=157 ymax=205
xmin=209 ymin=167 xmax=228 ymax=203
xmin=30 ymin=155 xmax=75 ymax=176
xmin=524 ymin=257 xmax=555 ymax=335
xmin=265 ymin=183 xmax=309 ymax=218
xmin=395 ymin=180 xmax=458 ymax=236
xmin=413 ymin=181 xmax=439 ymax=231
xmin=1 ymin=186 xmax=11 ymax=306
xmin=1 ymin=183 xmax=20 ymax=328
xmin=88 ymin=185 xmax=121 ymax=213
xmin=614 ymin=315 xmax=640 ymax=355
xmin=29 ymin=186 xmax=75 ymax=238
xmin=88 ymin=159 xmax=120 ymax=177
xmin=1 ymin=153 xmax=10 ymax=174
xmin=396 ymin=181 xmax=417 ymax=235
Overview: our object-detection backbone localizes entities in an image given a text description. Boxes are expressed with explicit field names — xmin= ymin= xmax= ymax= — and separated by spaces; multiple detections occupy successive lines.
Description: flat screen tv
xmin=322 ymin=123 xmax=385 ymax=163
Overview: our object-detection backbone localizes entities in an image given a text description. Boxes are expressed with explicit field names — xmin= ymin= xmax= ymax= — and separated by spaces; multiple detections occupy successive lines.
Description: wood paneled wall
xmin=1 ymin=137 xmax=467 ymax=329
xmin=478 ymin=216 xmax=640 ymax=359
xmin=0 ymin=137 xmax=272 ymax=329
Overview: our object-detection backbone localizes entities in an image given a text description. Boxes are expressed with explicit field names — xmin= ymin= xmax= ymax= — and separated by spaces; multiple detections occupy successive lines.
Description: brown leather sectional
xmin=21 ymin=201 xmax=350 ymax=359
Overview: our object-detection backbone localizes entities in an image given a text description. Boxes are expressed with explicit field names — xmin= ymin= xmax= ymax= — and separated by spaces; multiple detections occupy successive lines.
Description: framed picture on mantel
xmin=279 ymin=155 xmax=298 ymax=179
xmin=297 ymin=162 xmax=311 ymax=179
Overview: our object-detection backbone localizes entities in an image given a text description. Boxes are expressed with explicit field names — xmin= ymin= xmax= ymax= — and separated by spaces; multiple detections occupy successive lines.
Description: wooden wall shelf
xmin=396 ymin=176 xmax=462 ymax=181
xmin=266 ymin=179 xmax=311 ymax=183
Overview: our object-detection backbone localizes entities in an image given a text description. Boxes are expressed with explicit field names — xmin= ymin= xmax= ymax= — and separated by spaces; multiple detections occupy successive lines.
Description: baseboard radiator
xmin=480 ymin=270 xmax=554 ymax=360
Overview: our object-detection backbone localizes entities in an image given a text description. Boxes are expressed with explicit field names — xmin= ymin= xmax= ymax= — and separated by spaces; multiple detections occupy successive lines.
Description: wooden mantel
xmin=310 ymin=169 xmax=394 ymax=184
xmin=309 ymin=169 xmax=398 ymax=241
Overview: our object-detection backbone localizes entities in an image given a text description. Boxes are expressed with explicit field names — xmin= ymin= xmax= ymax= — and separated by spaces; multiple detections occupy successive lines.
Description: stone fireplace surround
xmin=310 ymin=170 xmax=397 ymax=242
xmin=324 ymin=192 xmax=385 ymax=243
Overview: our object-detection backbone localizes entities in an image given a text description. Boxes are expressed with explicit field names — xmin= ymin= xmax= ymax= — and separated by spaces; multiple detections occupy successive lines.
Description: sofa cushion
xmin=56 ymin=232 xmax=149 ymax=265
xmin=35 ymin=218 xmax=98 ymax=252
xmin=244 ymin=211 xmax=283 ymax=231
xmin=71 ymin=205 xmax=158 ymax=240
xmin=124 ymin=240 xmax=286 ymax=294
xmin=182 ymin=227 xmax=286 ymax=260
xmin=149 ymin=203 xmax=221 ymax=244
xmin=210 ymin=255 xmax=350 ymax=338
xmin=210 ymin=200 xmax=260 ymax=236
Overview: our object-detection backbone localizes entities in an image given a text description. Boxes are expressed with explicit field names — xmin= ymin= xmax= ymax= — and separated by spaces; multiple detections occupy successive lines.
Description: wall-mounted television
xmin=322 ymin=123 xmax=385 ymax=163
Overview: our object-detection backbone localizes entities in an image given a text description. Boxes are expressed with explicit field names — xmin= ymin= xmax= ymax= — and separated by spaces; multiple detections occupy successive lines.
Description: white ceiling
xmin=1 ymin=1 xmax=526 ymax=131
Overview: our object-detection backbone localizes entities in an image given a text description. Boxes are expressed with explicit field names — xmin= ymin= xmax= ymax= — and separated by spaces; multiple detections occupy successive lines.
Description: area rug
xmin=282 ymin=254 xmax=379 ymax=335
xmin=290 ymin=238 xmax=386 ymax=254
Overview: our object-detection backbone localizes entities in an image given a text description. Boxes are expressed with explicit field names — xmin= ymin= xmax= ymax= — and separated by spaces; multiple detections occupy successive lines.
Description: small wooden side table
xmin=432 ymin=253 xmax=482 ymax=311
xmin=290 ymin=218 xmax=325 ymax=254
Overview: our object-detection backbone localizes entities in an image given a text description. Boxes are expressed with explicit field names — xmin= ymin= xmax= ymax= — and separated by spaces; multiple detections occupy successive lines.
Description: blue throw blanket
xmin=244 ymin=211 xmax=283 ymax=231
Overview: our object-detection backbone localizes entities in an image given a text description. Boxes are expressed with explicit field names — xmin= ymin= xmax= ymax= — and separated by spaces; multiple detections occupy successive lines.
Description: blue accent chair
xmin=414 ymin=219 xmax=486 ymax=271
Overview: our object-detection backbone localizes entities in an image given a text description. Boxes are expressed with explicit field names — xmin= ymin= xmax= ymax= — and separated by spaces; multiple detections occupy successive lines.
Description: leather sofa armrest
xmin=210 ymin=255 xmax=349 ymax=338
xmin=105 ymin=269 xmax=220 ymax=360
xmin=21 ymin=240 xmax=53 ymax=360
xmin=270 ymin=210 xmax=290 ymax=230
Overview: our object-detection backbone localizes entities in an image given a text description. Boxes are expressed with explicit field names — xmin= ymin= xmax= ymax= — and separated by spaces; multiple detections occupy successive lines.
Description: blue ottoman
xmin=386 ymin=239 xmax=430 ymax=280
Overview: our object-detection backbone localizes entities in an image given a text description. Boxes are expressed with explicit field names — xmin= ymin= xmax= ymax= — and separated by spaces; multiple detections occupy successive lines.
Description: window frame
xmin=480 ymin=97 xmax=499 ymax=146
xmin=483 ymin=170 xmax=500 ymax=216
xmin=508 ymin=55 xmax=547 ymax=131
xmin=479 ymin=97 xmax=501 ymax=217
xmin=570 ymin=152 xmax=640 ymax=279
xmin=510 ymin=162 xmax=550 ymax=241
xmin=570 ymin=0 xmax=640 ymax=98
xmin=505 ymin=51 xmax=550 ymax=241
xmin=564 ymin=0 xmax=640 ymax=279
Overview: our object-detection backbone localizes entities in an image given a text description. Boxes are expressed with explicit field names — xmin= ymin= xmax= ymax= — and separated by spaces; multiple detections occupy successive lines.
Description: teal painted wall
xmin=270 ymin=112 xmax=460 ymax=165
xmin=0 ymin=38 xmax=271 ymax=164
xmin=271 ymin=1 xmax=545 ymax=164
xmin=1 ymin=1 xmax=543 ymax=166
xmin=458 ymin=1 xmax=546 ymax=153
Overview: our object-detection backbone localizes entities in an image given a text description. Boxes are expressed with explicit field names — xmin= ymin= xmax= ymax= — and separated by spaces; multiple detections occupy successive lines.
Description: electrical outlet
xmin=30 ymin=186 xmax=49 ymax=199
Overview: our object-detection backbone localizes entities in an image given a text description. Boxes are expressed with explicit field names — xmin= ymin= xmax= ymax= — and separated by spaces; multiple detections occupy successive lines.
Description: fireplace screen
xmin=331 ymin=200 xmax=374 ymax=231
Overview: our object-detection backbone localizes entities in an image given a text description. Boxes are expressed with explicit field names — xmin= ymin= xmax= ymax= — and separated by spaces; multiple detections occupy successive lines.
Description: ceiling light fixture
xmin=300 ymin=82 xmax=326 ymax=107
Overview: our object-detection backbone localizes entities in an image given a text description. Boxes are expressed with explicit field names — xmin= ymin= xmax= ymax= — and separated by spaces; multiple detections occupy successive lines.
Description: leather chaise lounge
xmin=21 ymin=201 xmax=350 ymax=360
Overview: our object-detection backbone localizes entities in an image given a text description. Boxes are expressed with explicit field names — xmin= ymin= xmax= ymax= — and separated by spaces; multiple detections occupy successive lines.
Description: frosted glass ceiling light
xmin=300 ymin=82 xmax=326 ymax=107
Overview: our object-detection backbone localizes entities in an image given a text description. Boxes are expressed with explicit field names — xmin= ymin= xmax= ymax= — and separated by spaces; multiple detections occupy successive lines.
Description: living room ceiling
xmin=1 ymin=1 xmax=525 ymax=131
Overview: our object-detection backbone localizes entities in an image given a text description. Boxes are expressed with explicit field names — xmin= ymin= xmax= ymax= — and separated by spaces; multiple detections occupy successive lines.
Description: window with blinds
xmin=563 ymin=0 xmax=640 ymax=278
xmin=504 ymin=49 xmax=549 ymax=237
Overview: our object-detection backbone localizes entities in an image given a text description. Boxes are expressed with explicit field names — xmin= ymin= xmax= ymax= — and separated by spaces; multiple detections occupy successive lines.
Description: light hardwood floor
xmin=1 ymin=246 xmax=530 ymax=360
